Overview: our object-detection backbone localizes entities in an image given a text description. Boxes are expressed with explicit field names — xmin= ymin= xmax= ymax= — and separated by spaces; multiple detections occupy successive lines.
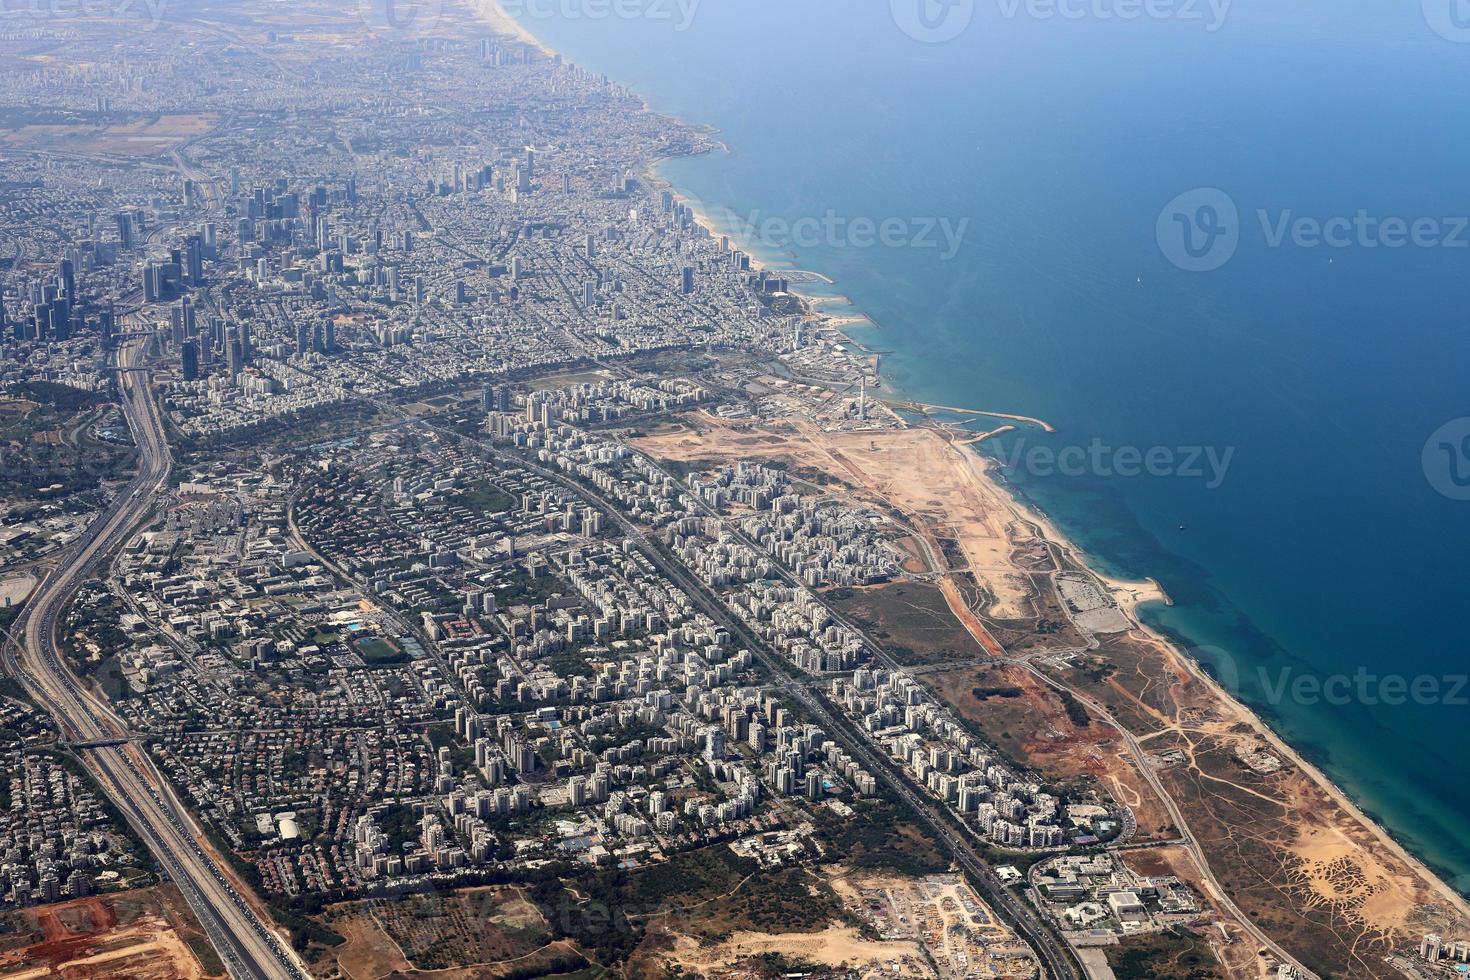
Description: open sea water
xmin=502 ymin=0 xmax=1470 ymax=893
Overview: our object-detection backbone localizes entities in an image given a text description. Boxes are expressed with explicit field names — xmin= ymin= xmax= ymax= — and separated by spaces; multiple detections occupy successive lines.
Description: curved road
xmin=269 ymin=363 xmax=1082 ymax=980
xmin=634 ymin=437 xmax=1317 ymax=979
xmin=1002 ymin=655 xmax=1318 ymax=978
xmin=0 ymin=334 xmax=308 ymax=980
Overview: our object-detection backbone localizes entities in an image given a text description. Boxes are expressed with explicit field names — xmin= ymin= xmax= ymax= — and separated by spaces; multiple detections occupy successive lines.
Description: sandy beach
xmin=955 ymin=445 xmax=1170 ymax=615
xmin=459 ymin=0 xmax=1470 ymax=962
xmin=463 ymin=0 xmax=555 ymax=56
xmin=461 ymin=3 xmax=845 ymax=323
xmin=634 ymin=408 xmax=1470 ymax=967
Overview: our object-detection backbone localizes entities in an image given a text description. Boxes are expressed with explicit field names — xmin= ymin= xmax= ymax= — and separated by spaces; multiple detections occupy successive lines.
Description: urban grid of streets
xmin=4 ymin=332 xmax=307 ymax=977
xmin=0 ymin=1 xmax=1375 ymax=979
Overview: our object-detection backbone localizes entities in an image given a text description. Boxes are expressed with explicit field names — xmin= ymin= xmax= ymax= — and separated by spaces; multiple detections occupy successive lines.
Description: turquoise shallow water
xmin=504 ymin=0 xmax=1470 ymax=894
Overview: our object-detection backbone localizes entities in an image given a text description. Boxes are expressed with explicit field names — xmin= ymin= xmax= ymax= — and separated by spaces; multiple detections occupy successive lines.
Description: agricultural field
xmin=313 ymin=885 xmax=562 ymax=978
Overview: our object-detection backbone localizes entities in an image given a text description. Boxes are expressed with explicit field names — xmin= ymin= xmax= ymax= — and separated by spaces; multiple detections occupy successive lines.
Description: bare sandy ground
xmin=662 ymin=869 xmax=1033 ymax=978
xmin=635 ymin=413 xmax=1160 ymax=623
xmin=0 ymin=893 xmax=213 ymax=980
xmin=669 ymin=925 xmax=924 ymax=973
xmin=1171 ymin=655 xmax=1470 ymax=940
xmin=632 ymin=411 xmax=1470 ymax=965
xmin=330 ymin=912 xmax=413 ymax=980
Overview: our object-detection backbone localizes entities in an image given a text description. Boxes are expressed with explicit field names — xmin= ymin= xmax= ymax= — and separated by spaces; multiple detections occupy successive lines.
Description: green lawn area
xmin=353 ymin=636 xmax=407 ymax=666
xmin=451 ymin=480 xmax=516 ymax=514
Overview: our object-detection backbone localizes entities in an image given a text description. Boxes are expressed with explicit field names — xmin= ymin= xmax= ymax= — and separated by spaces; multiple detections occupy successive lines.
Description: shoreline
xmin=465 ymin=0 xmax=1470 ymax=925
xmin=465 ymin=0 xmax=554 ymax=57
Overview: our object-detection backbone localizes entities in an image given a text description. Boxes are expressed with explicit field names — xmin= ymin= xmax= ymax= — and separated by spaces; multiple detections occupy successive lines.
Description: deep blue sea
xmin=501 ymin=0 xmax=1470 ymax=893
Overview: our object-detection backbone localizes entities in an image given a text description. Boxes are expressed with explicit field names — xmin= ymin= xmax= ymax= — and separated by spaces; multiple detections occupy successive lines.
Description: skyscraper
xmin=181 ymin=340 xmax=199 ymax=381
xmin=52 ymin=302 xmax=68 ymax=341
xmin=170 ymin=301 xmax=187 ymax=348
xmin=56 ymin=258 xmax=75 ymax=302
xmin=227 ymin=335 xmax=243 ymax=381
xmin=183 ymin=235 xmax=204 ymax=285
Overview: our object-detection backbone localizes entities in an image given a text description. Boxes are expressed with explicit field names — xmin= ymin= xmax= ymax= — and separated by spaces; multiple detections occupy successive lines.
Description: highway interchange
xmin=0 ymin=326 xmax=1328 ymax=980
xmin=0 ymin=333 xmax=308 ymax=980
xmin=0 ymin=330 xmax=1321 ymax=980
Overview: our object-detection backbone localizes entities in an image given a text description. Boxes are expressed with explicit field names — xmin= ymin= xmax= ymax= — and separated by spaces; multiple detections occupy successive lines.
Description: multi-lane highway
xmin=0 ymin=334 xmax=308 ymax=980
xmin=628 ymin=441 xmax=1325 ymax=978
xmin=564 ymin=480 xmax=1085 ymax=980
xmin=264 ymin=363 xmax=1084 ymax=980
